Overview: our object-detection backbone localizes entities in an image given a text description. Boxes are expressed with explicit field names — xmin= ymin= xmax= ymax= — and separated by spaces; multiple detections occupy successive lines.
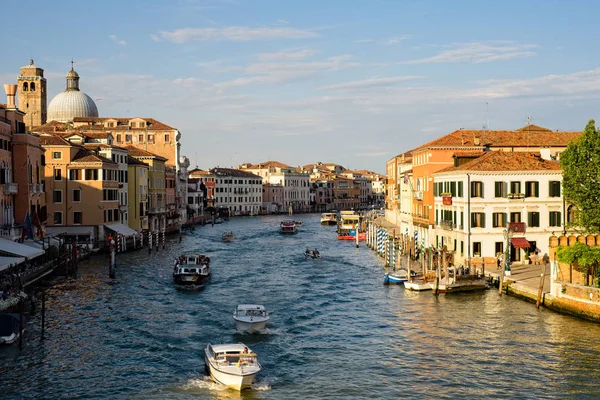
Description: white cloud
xmin=403 ymin=41 xmax=537 ymax=64
xmin=257 ymin=49 xmax=319 ymax=61
xmin=153 ymin=26 xmax=320 ymax=43
xmin=109 ymin=34 xmax=127 ymax=46
xmin=322 ymin=76 xmax=423 ymax=91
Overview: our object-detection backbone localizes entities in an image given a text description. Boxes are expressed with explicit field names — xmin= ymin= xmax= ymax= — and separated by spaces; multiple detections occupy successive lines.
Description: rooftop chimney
xmin=3 ymin=84 xmax=17 ymax=108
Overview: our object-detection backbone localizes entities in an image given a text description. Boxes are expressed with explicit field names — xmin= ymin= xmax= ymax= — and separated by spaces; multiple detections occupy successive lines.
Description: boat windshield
xmin=243 ymin=310 xmax=265 ymax=317
xmin=214 ymin=351 xmax=259 ymax=366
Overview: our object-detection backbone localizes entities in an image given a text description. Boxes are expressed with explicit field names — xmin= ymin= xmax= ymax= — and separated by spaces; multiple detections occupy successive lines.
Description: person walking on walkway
xmin=497 ymin=253 xmax=504 ymax=270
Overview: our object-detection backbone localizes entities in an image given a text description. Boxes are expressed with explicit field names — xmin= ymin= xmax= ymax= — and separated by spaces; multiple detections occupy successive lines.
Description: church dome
xmin=47 ymin=64 xmax=99 ymax=123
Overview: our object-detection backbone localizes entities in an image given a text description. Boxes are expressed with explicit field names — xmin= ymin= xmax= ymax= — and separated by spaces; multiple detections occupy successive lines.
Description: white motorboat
xmin=233 ymin=304 xmax=269 ymax=333
xmin=0 ymin=313 xmax=22 ymax=345
xmin=279 ymin=220 xmax=297 ymax=234
xmin=222 ymin=231 xmax=234 ymax=242
xmin=320 ymin=212 xmax=337 ymax=225
xmin=173 ymin=252 xmax=210 ymax=285
xmin=205 ymin=343 xmax=262 ymax=390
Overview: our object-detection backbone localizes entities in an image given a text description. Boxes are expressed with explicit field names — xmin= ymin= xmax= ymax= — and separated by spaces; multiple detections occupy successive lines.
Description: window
xmin=53 ymin=212 xmax=62 ymax=225
xmin=53 ymin=190 xmax=62 ymax=203
xmin=73 ymin=211 xmax=82 ymax=225
xmin=52 ymin=151 xmax=62 ymax=159
xmin=164 ymin=134 xmax=170 ymax=142
xmin=113 ymin=209 xmax=119 ymax=221
xmin=69 ymin=169 xmax=81 ymax=180
xmin=470 ymin=181 xmax=483 ymax=198
xmin=567 ymin=206 xmax=577 ymax=224
xmin=125 ymin=134 xmax=132 ymax=142
xmin=73 ymin=189 xmax=81 ymax=202
xmin=510 ymin=212 xmax=521 ymax=223
xmin=510 ymin=181 xmax=521 ymax=195
xmin=85 ymin=169 xmax=98 ymax=180
xmin=116 ymin=134 xmax=122 ymax=143
xmin=549 ymin=181 xmax=561 ymax=197
xmin=527 ymin=211 xmax=540 ymax=227
xmin=494 ymin=181 xmax=507 ymax=198
xmin=495 ymin=242 xmax=504 ymax=255
xmin=471 ymin=212 xmax=485 ymax=228
xmin=473 ymin=242 xmax=482 ymax=256
xmin=30 ymin=82 xmax=36 ymax=91
xmin=549 ymin=211 xmax=562 ymax=227
xmin=525 ymin=181 xmax=539 ymax=198
xmin=138 ymin=134 xmax=144 ymax=142
xmin=148 ymin=135 xmax=154 ymax=144
xmin=53 ymin=168 xmax=62 ymax=181
xmin=492 ymin=212 xmax=507 ymax=228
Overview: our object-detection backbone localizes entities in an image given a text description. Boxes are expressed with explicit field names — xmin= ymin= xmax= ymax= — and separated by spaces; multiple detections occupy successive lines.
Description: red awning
xmin=511 ymin=238 xmax=530 ymax=248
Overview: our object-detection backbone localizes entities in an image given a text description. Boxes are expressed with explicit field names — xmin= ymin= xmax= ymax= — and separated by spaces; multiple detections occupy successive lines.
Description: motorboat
xmin=384 ymin=270 xmax=409 ymax=284
xmin=279 ymin=220 xmax=297 ymax=234
xmin=294 ymin=220 xmax=304 ymax=227
xmin=304 ymin=249 xmax=321 ymax=259
xmin=320 ymin=212 xmax=337 ymax=225
xmin=337 ymin=211 xmax=366 ymax=240
xmin=233 ymin=304 xmax=269 ymax=333
xmin=222 ymin=231 xmax=234 ymax=242
xmin=173 ymin=252 xmax=210 ymax=285
xmin=205 ymin=343 xmax=262 ymax=390
xmin=0 ymin=313 xmax=23 ymax=345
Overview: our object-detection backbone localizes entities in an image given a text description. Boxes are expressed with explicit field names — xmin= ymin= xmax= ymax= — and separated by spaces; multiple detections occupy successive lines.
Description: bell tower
xmin=17 ymin=59 xmax=47 ymax=130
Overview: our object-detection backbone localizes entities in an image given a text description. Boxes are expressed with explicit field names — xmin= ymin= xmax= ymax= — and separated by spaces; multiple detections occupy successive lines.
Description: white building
xmin=433 ymin=151 xmax=565 ymax=265
xmin=186 ymin=178 xmax=204 ymax=221
xmin=212 ymin=168 xmax=262 ymax=216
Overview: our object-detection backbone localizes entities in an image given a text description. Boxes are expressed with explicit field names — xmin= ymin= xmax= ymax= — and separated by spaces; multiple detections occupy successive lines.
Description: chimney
xmin=473 ymin=137 xmax=481 ymax=146
xmin=3 ymin=84 xmax=17 ymax=108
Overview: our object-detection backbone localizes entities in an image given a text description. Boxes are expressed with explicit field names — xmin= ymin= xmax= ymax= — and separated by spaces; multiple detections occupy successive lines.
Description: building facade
xmin=17 ymin=59 xmax=47 ymax=130
xmin=212 ymin=168 xmax=262 ymax=216
xmin=127 ymin=155 xmax=149 ymax=232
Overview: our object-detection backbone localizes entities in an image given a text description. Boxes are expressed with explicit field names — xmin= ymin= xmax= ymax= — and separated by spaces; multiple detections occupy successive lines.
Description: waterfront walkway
xmin=485 ymin=262 xmax=551 ymax=297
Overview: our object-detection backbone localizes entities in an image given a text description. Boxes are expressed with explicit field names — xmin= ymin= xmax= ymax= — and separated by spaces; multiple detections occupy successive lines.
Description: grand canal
xmin=2 ymin=214 xmax=600 ymax=399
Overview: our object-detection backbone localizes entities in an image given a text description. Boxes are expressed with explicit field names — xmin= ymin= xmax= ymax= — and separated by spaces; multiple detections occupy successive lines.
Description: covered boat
xmin=0 ymin=313 xmax=23 ymax=345
xmin=205 ymin=343 xmax=262 ymax=390
xmin=233 ymin=304 xmax=269 ymax=333
xmin=320 ymin=212 xmax=337 ymax=225
xmin=337 ymin=211 xmax=366 ymax=240
xmin=279 ymin=221 xmax=297 ymax=234
xmin=173 ymin=252 xmax=210 ymax=285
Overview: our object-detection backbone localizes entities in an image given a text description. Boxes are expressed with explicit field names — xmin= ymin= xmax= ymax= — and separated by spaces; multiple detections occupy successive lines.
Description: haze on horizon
xmin=1 ymin=0 xmax=599 ymax=174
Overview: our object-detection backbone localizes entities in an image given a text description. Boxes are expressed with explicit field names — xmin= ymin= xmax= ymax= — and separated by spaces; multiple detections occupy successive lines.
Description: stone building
xmin=17 ymin=59 xmax=47 ymax=130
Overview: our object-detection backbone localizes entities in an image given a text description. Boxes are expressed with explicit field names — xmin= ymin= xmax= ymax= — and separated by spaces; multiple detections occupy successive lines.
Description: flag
xmin=403 ymin=173 xmax=408 ymax=185
xmin=32 ymin=208 xmax=44 ymax=239
xmin=21 ymin=210 xmax=33 ymax=241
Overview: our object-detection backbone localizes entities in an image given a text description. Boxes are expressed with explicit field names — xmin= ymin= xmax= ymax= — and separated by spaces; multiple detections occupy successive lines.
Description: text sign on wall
xmin=442 ymin=197 xmax=452 ymax=205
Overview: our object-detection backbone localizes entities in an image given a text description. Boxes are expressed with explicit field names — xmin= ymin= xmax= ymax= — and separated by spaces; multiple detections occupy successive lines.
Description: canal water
xmin=2 ymin=214 xmax=600 ymax=399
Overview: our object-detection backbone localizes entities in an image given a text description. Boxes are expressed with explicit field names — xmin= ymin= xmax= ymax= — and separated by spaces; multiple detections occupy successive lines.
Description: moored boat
xmin=0 ymin=313 xmax=23 ymax=345
xmin=205 ymin=343 xmax=262 ymax=390
xmin=222 ymin=231 xmax=234 ymax=242
xmin=233 ymin=304 xmax=269 ymax=333
xmin=337 ymin=211 xmax=366 ymax=240
xmin=384 ymin=270 xmax=409 ymax=284
xmin=279 ymin=221 xmax=297 ymax=234
xmin=320 ymin=212 xmax=337 ymax=225
xmin=173 ymin=252 xmax=210 ymax=285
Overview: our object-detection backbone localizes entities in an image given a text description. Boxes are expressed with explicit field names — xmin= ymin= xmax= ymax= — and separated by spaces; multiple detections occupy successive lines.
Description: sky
xmin=1 ymin=0 xmax=600 ymax=174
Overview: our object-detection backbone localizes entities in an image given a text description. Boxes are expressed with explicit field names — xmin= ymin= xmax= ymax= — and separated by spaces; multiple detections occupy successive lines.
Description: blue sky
xmin=2 ymin=0 xmax=599 ymax=173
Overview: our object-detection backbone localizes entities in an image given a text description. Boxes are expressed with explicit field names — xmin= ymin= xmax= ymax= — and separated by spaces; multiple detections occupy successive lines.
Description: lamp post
xmin=503 ymin=227 xmax=514 ymax=276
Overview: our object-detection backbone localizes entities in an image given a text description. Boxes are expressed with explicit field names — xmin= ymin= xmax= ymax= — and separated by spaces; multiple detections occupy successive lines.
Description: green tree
xmin=560 ymin=119 xmax=600 ymax=233
xmin=557 ymin=242 xmax=600 ymax=286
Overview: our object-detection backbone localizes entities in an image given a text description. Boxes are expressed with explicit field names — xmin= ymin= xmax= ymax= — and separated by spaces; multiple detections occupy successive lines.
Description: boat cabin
xmin=234 ymin=304 xmax=267 ymax=318
xmin=207 ymin=343 xmax=259 ymax=366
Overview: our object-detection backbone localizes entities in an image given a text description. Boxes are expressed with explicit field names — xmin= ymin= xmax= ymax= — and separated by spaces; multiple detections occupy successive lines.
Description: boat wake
xmin=181 ymin=376 xmax=272 ymax=393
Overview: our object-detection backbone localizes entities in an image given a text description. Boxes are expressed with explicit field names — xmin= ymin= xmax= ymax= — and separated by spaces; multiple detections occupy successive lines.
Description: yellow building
xmin=127 ymin=155 xmax=149 ymax=232
xmin=40 ymin=135 xmax=119 ymax=241
xmin=125 ymin=146 xmax=166 ymax=232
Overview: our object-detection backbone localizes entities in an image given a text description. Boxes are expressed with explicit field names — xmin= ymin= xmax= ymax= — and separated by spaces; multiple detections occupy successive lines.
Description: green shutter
xmin=535 ymin=182 xmax=539 ymax=197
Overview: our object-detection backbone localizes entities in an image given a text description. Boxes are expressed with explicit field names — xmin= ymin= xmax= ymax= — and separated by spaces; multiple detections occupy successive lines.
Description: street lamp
xmin=503 ymin=227 xmax=514 ymax=276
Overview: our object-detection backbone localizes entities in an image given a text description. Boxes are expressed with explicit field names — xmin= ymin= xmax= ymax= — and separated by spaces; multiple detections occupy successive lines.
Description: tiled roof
xmin=453 ymin=150 xmax=486 ymax=158
xmin=127 ymin=155 xmax=147 ymax=166
xmin=32 ymin=121 xmax=69 ymax=134
xmin=73 ymin=117 xmax=176 ymax=130
xmin=435 ymin=151 xmax=561 ymax=174
xmin=244 ymin=161 xmax=292 ymax=169
xmin=39 ymin=135 xmax=71 ymax=146
xmin=71 ymin=149 xmax=115 ymax=164
xmin=414 ymin=125 xmax=580 ymax=151
xmin=515 ymin=124 xmax=552 ymax=132
xmin=124 ymin=145 xmax=167 ymax=161
xmin=211 ymin=167 xmax=262 ymax=178
xmin=83 ymin=143 xmax=112 ymax=149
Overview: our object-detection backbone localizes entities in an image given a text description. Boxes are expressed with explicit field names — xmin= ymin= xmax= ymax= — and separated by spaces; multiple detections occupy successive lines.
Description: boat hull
xmin=234 ymin=319 xmax=268 ymax=333
xmin=320 ymin=220 xmax=337 ymax=225
xmin=337 ymin=232 xmax=366 ymax=241
xmin=173 ymin=274 xmax=209 ymax=285
xmin=205 ymin=355 xmax=259 ymax=391
xmin=403 ymin=281 xmax=433 ymax=291
xmin=384 ymin=273 xmax=408 ymax=284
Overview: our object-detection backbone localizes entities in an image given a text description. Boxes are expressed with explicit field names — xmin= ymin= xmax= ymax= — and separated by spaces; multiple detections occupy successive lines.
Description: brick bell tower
xmin=17 ymin=59 xmax=47 ymax=130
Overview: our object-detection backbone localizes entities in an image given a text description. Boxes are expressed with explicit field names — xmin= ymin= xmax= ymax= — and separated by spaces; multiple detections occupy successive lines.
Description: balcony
xmin=413 ymin=191 xmax=423 ymax=200
xmin=148 ymin=207 xmax=166 ymax=214
xmin=29 ymin=183 xmax=43 ymax=194
xmin=507 ymin=193 xmax=525 ymax=200
xmin=439 ymin=220 xmax=456 ymax=230
xmin=3 ymin=183 xmax=18 ymax=195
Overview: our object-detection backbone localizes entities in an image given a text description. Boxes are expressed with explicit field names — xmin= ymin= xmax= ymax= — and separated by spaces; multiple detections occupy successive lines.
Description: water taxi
xmin=337 ymin=211 xmax=366 ymax=240
xmin=279 ymin=221 xmax=297 ymax=234
xmin=233 ymin=304 xmax=269 ymax=333
xmin=222 ymin=231 xmax=234 ymax=242
xmin=173 ymin=252 xmax=210 ymax=285
xmin=320 ymin=212 xmax=337 ymax=225
xmin=205 ymin=343 xmax=262 ymax=390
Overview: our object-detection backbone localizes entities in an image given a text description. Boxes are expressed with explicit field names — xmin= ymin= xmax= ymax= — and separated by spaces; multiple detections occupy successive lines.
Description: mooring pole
xmin=19 ymin=300 xmax=24 ymax=349
xmin=536 ymin=261 xmax=547 ymax=308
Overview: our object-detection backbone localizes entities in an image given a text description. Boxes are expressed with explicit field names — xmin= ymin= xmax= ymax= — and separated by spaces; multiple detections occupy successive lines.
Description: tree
xmin=557 ymin=242 xmax=600 ymax=286
xmin=560 ymin=120 xmax=600 ymax=233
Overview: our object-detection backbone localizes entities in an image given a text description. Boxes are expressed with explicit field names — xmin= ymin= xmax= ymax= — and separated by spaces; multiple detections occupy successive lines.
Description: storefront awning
xmin=0 ymin=238 xmax=44 ymax=259
xmin=104 ymin=223 xmax=138 ymax=237
xmin=511 ymin=237 xmax=531 ymax=248
xmin=0 ymin=256 xmax=26 ymax=272
xmin=46 ymin=226 xmax=94 ymax=236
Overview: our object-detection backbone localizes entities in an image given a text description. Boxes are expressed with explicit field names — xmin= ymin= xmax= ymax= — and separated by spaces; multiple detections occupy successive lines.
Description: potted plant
xmin=523 ymin=249 xmax=530 ymax=264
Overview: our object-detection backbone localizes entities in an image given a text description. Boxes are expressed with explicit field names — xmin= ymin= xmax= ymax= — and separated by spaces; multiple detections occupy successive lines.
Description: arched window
xmin=30 ymin=82 xmax=36 ymax=91
xmin=23 ymin=82 xmax=28 ymax=91
xmin=567 ymin=205 xmax=577 ymax=224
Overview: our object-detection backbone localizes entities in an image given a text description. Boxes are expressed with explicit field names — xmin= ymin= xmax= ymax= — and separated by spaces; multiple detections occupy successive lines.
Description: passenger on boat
xmin=314 ymin=248 xmax=319 ymax=256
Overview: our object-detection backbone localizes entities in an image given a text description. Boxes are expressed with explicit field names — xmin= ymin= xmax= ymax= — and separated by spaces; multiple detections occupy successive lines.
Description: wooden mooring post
xmin=19 ymin=300 xmax=24 ymax=349
xmin=41 ymin=291 xmax=46 ymax=341
xmin=536 ymin=261 xmax=547 ymax=308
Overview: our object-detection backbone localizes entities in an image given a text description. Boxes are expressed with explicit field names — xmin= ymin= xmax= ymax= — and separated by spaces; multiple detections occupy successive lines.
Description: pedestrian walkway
xmin=485 ymin=262 xmax=550 ymax=296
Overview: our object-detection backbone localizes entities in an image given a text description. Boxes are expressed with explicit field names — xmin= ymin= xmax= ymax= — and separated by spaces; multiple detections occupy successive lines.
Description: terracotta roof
xmin=124 ymin=145 xmax=167 ymax=161
xmin=453 ymin=150 xmax=486 ymax=158
xmin=211 ymin=167 xmax=262 ymax=178
xmin=73 ymin=117 xmax=176 ymax=131
xmin=188 ymin=178 xmax=200 ymax=184
xmin=83 ymin=143 xmax=112 ymax=149
xmin=39 ymin=135 xmax=71 ymax=146
xmin=435 ymin=151 xmax=561 ymax=174
xmin=71 ymin=149 xmax=115 ymax=164
xmin=127 ymin=155 xmax=147 ymax=166
xmin=32 ymin=121 xmax=69 ymax=134
xmin=515 ymin=124 xmax=552 ymax=132
xmin=244 ymin=161 xmax=292 ymax=169
xmin=414 ymin=126 xmax=580 ymax=151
